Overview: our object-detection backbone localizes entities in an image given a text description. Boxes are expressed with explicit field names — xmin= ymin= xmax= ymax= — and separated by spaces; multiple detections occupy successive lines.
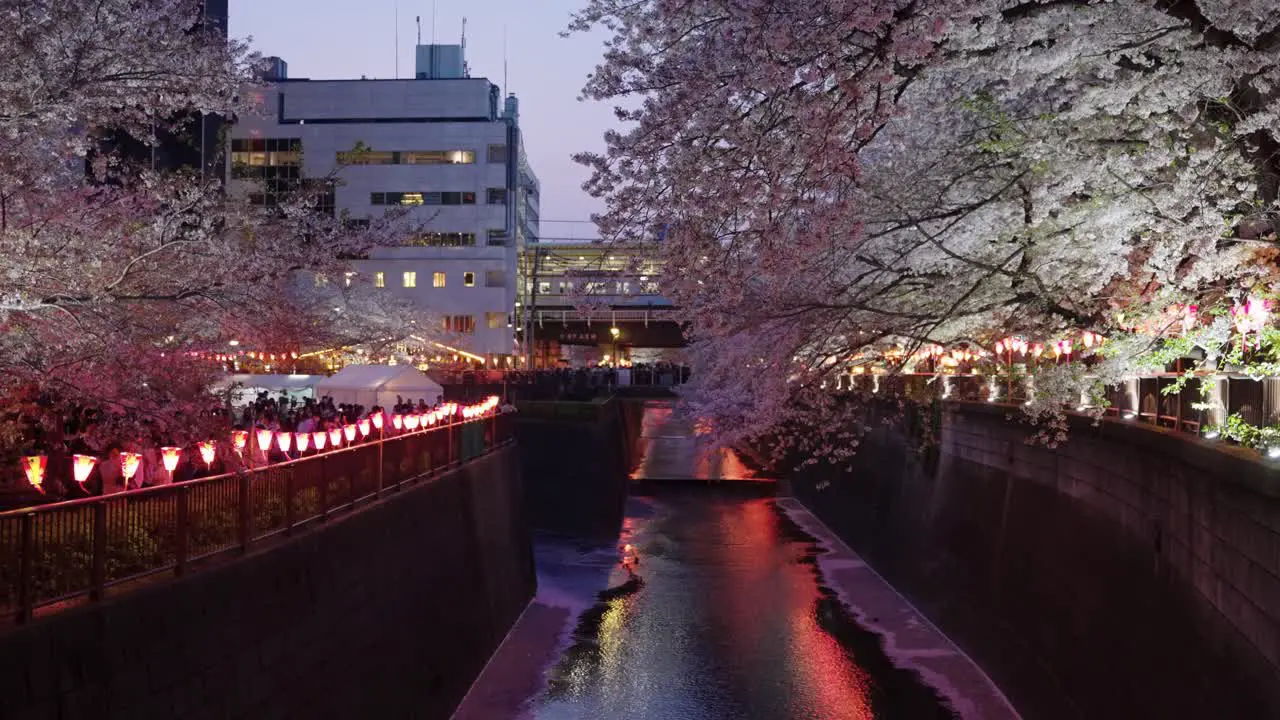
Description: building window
xmin=487 ymin=144 xmax=507 ymax=163
xmin=374 ymin=271 xmax=385 ymax=288
xmin=486 ymin=312 xmax=506 ymax=329
xmin=487 ymin=188 xmax=507 ymax=205
xmin=484 ymin=270 xmax=506 ymax=287
xmin=344 ymin=272 xmax=355 ymax=287
xmin=337 ymin=150 xmax=395 ymax=165
xmin=371 ymin=191 xmax=476 ymax=206
xmin=538 ymin=281 xmax=551 ymax=294
xmin=339 ymin=150 xmax=475 ymax=165
xmin=403 ymin=271 xmax=417 ymax=288
xmin=463 ymin=272 xmax=475 ymax=287
xmin=444 ymin=315 xmax=476 ymax=334
xmin=433 ymin=272 xmax=446 ymax=288
xmin=404 ymin=232 xmax=476 ymax=248
xmin=313 ymin=274 xmax=329 ymax=287
xmin=487 ymin=229 xmax=508 ymax=246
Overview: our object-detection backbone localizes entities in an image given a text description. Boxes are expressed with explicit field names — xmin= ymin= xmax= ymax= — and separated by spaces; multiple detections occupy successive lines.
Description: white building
xmin=228 ymin=45 xmax=540 ymax=359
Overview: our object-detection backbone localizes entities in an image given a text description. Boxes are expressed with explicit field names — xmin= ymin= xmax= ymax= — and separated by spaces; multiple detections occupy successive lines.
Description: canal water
xmin=454 ymin=402 xmax=1015 ymax=719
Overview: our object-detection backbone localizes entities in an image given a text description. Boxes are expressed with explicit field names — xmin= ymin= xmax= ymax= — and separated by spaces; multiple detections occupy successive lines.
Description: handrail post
xmin=237 ymin=472 xmax=252 ymax=552
xmin=284 ymin=469 xmax=295 ymax=536
xmin=319 ymin=455 xmax=329 ymax=522
xmin=375 ymin=426 xmax=384 ymax=500
xmin=16 ymin=512 xmax=34 ymax=623
xmin=175 ymin=486 xmax=190 ymax=577
xmin=90 ymin=502 xmax=107 ymax=602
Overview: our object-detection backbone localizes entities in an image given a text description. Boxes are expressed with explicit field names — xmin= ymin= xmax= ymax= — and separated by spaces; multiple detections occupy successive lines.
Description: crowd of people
xmin=442 ymin=362 xmax=691 ymax=402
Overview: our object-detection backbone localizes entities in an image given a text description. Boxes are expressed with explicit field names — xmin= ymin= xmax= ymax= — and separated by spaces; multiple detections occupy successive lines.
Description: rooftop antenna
xmin=431 ymin=0 xmax=437 ymax=47
xmin=416 ymin=15 xmax=422 ymax=45
xmin=462 ymin=17 xmax=468 ymax=77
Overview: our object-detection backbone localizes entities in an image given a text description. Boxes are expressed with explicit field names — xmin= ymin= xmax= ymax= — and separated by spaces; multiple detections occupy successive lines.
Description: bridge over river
xmin=455 ymin=400 xmax=1016 ymax=719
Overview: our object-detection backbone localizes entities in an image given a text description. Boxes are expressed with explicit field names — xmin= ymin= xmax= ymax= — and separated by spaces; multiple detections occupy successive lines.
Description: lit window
xmin=463 ymin=272 xmax=475 ymax=287
xmin=400 ymin=193 xmax=424 ymax=206
xmin=374 ymin=272 xmax=385 ymax=288
xmin=486 ymin=312 xmax=505 ymax=329
xmin=538 ymin=281 xmax=551 ymax=294
xmin=403 ymin=271 xmax=417 ymax=288
xmin=433 ymin=272 xmax=446 ymax=288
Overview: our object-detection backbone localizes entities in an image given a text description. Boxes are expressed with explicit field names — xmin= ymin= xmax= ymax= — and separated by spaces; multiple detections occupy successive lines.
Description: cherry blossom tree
xmin=0 ymin=0 xmax=427 ymax=459
xmin=572 ymin=0 xmax=1280 ymax=460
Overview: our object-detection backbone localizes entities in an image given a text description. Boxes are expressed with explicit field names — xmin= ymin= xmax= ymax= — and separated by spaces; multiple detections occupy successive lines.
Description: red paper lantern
xmin=198 ymin=441 xmax=216 ymax=468
xmin=296 ymin=432 xmax=310 ymax=453
xmin=343 ymin=424 xmax=357 ymax=442
xmin=161 ymin=447 xmax=182 ymax=473
xmin=73 ymin=455 xmax=98 ymax=484
xmin=255 ymin=428 xmax=273 ymax=454
xmin=371 ymin=412 xmax=384 ymax=430
xmin=232 ymin=430 xmax=248 ymax=453
xmin=405 ymin=415 xmax=420 ymax=431
xmin=328 ymin=427 xmax=342 ymax=446
xmin=277 ymin=432 xmax=293 ymax=453
xmin=313 ymin=430 xmax=328 ymax=451
xmin=392 ymin=414 xmax=403 ymax=430
xmin=21 ymin=456 xmax=47 ymax=493
xmin=358 ymin=419 xmax=371 ymax=437
xmin=120 ymin=452 xmax=142 ymax=483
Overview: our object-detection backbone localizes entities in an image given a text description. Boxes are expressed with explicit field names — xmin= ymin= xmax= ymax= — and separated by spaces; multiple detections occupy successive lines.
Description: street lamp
xmin=610 ymin=326 xmax=621 ymax=368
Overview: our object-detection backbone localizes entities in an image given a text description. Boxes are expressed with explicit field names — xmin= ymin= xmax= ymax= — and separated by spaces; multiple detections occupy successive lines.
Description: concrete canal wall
xmin=0 ymin=444 xmax=534 ymax=720
xmin=792 ymin=403 xmax=1280 ymax=719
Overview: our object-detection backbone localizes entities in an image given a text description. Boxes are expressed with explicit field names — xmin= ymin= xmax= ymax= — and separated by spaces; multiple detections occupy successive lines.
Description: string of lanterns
xmin=18 ymin=398 xmax=501 ymax=495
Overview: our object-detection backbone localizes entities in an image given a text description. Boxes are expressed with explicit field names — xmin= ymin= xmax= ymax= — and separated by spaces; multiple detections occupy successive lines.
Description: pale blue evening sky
xmin=227 ymin=0 xmax=614 ymax=240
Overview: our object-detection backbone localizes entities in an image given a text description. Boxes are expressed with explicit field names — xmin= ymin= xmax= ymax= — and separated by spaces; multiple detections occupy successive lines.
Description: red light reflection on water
xmin=711 ymin=499 xmax=875 ymax=719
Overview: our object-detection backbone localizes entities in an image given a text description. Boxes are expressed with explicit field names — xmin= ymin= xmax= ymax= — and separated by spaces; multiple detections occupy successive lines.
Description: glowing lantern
xmin=405 ymin=415 xmax=420 ymax=431
xmin=1082 ymin=331 xmax=1095 ymax=348
xmin=120 ymin=452 xmax=142 ymax=483
xmin=296 ymin=433 xmax=310 ymax=453
xmin=21 ymin=456 xmax=47 ymax=493
xmin=426 ymin=411 xmax=437 ymax=426
xmin=276 ymin=432 xmax=293 ymax=453
xmin=313 ymin=430 xmax=328 ymax=451
xmin=392 ymin=414 xmax=403 ymax=431
xmin=358 ymin=419 xmax=371 ymax=438
xmin=371 ymin=412 xmax=384 ymax=431
xmin=343 ymin=424 xmax=357 ymax=442
xmin=328 ymin=427 xmax=342 ymax=447
xmin=1031 ymin=343 xmax=1044 ymax=358
xmin=1062 ymin=340 xmax=1073 ymax=357
xmin=161 ymin=447 xmax=182 ymax=473
xmin=255 ymin=428 xmax=273 ymax=454
xmin=72 ymin=455 xmax=98 ymax=485
xmin=232 ymin=430 xmax=248 ymax=454
xmin=995 ymin=341 xmax=1004 ymax=354
xmin=198 ymin=441 xmax=216 ymax=468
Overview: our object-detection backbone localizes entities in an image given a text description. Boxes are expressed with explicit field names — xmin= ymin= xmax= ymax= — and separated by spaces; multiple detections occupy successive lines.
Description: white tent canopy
xmin=314 ymin=365 xmax=443 ymax=409
xmin=215 ymin=374 xmax=318 ymax=408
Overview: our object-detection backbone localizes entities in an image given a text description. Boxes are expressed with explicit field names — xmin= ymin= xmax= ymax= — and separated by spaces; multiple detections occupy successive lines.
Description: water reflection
xmin=630 ymin=401 xmax=761 ymax=481
xmin=527 ymin=494 xmax=954 ymax=719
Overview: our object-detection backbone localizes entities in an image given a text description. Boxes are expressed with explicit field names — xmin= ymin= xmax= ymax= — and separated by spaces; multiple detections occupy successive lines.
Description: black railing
xmin=0 ymin=412 xmax=514 ymax=624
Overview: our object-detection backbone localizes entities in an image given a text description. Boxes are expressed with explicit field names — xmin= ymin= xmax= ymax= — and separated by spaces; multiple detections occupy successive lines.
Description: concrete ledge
xmin=0 ymin=445 xmax=535 ymax=720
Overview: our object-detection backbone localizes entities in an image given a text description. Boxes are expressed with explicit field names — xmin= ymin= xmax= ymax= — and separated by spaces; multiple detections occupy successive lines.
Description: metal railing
xmin=0 ymin=412 xmax=514 ymax=624
xmin=837 ymin=372 xmax=1280 ymax=438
